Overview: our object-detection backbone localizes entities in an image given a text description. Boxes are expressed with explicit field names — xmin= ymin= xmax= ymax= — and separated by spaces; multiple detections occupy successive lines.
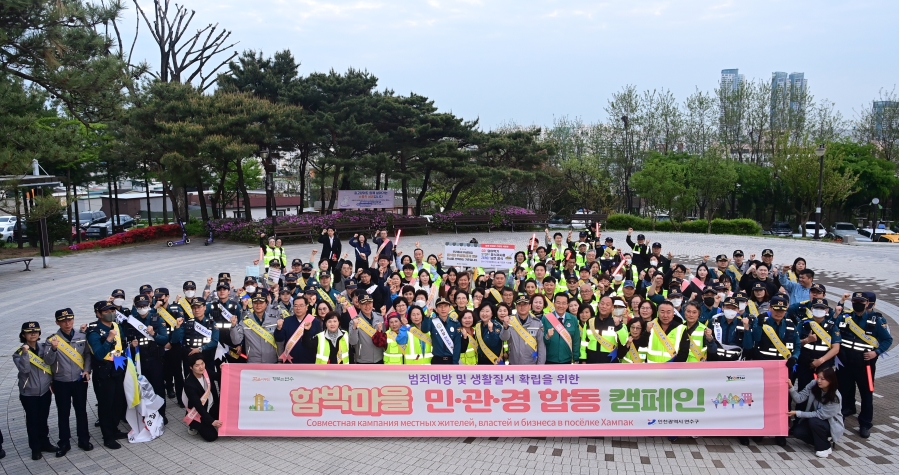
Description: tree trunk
xmin=65 ymin=170 xmax=73 ymax=245
xmin=319 ymin=169 xmax=326 ymax=215
xmin=73 ymin=184 xmax=81 ymax=243
xmin=235 ymin=158 xmax=253 ymax=221
xmin=215 ymin=163 xmax=228 ymax=219
xmin=444 ymin=179 xmax=474 ymax=212
xmin=161 ymin=181 xmax=169 ymax=224
xmin=298 ymin=146 xmax=308 ymax=211
xmin=113 ymin=179 xmax=121 ymax=229
xmin=414 ymin=166 xmax=432 ymax=216
xmin=196 ymin=176 xmax=209 ymax=222
xmin=144 ymin=163 xmax=153 ymax=227
xmin=15 ymin=188 xmax=23 ymax=248
xmin=326 ymin=168 xmax=340 ymax=214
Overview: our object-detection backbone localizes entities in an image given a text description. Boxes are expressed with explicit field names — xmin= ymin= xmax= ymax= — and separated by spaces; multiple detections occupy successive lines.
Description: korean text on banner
xmin=443 ymin=242 xmax=516 ymax=270
xmin=219 ymin=361 xmax=786 ymax=438
xmin=337 ymin=190 xmax=395 ymax=209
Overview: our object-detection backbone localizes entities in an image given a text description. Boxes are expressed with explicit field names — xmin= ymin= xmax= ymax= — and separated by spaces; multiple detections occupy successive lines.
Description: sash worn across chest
xmin=243 ymin=317 xmax=277 ymax=349
xmin=509 ymin=316 xmax=537 ymax=351
xmin=431 ymin=317 xmax=454 ymax=351
xmin=474 ymin=323 xmax=500 ymax=364
xmin=51 ymin=335 xmax=85 ymax=370
xmin=544 ymin=313 xmax=572 ymax=351
xmin=651 ymin=322 xmax=677 ymax=358
xmin=762 ymin=324 xmax=791 ymax=359
xmin=846 ymin=317 xmax=879 ymax=347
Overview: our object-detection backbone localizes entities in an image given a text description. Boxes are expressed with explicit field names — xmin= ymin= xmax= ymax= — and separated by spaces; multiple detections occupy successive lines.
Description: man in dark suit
xmin=182 ymin=353 xmax=221 ymax=442
xmin=318 ymin=227 xmax=342 ymax=278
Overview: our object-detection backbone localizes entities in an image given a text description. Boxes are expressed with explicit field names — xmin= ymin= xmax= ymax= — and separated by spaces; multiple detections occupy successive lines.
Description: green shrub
xmin=604 ymin=214 xmax=761 ymax=236
xmin=605 ymin=214 xmax=651 ymax=230
xmin=184 ymin=219 xmax=206 ymax=237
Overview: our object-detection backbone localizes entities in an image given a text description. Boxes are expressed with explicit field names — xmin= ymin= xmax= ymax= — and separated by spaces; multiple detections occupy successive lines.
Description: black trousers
xmin=793 ymin=417 xmax=832 ymax=451
xmin=189 ymin=420 xmax=219 ymax=442
xmin=163 ymin=344 xmax=184 ymax=398
xmin=838 ymin=349 xmax=875 ymax=429
xmin=431 ymin=356 xmax=454 ymax=365
xmin=141 ymin=357 xmax=167 ymax=419
xmin=94 ymin=374 xmax=125 ymax=441
xmin=797 ymin=353 xmax=834 ymax=391
xmin=20 ymin=392 xmax=52 ymax=451
xmin=53 ymin=380 xmax=90 ymax=446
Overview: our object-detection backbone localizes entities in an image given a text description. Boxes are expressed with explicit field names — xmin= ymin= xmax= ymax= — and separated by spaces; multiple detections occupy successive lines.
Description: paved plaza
xmin=0 ymin=231 xmax=897 ymax=474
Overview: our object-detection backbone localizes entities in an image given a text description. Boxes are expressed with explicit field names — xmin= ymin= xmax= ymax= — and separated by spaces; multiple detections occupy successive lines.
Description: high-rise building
xmin=770 ymin=71 xmax=808 ymax=128
xmin=873 ymin=100 xmax=899 ymax=140
xmin=720 ymin=68 xmax=745 ymax=92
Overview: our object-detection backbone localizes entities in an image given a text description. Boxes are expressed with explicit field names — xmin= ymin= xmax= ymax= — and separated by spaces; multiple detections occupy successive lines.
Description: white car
xmin=793 ymin=221 xmax=827 ymax=238
xmin=0 ymin=216 xmax=17 ymax=226
xmin=1 ymin=224 xmax=14 ymax=242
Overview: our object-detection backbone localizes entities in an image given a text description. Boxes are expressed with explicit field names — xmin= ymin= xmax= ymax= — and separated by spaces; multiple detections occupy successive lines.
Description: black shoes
xmin=78 ymin=441 xmax=94 ymax=451
xmin=55 ymin=444 xmax=70 ymax=457
xmin=775 ymin=436 xmax=787 ymax=447
xmin=860 ymin=427 xmax=871 ymax=438
xmin=167 ymin=389 xmax=176 ymax=398
xmin=41 ymin=442 xmax=59 ymax=453
xmin=114 ymin=431 xmax=129 ymax=440
xmin=103 ymin=439 xmax=121 ymax=450
xmin=738 ymin=437 xmax=750 ymax=446
xmin=32 ymin=450 xmax=42 ymax=460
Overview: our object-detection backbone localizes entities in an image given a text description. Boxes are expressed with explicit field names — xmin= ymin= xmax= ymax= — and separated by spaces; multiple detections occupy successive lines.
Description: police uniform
xmin=500 ymin=296 xmax=546 ymax=365
xmin=429 ymin=300 xmax=462 ymax=364
xmin=85 ymin=304 xmax=128 ymax=449
xmin=796 ymin=298 xmax=841 ymax=390
xmin=474 ymin=316 xmax=504 ymax=365
xmin=173 ymin=297 xmax=220 ymax=380
xmin=15 ymin=322 xmax=57 ymax=460
xmin=122 ymin=294 xmax=169 ymax=422
xmin=836 ymin=292 xmax=893 ymax=437
xmin=709 ymin=298 xmax=754 ymax=361
xmin=206 ymin=283 xmax=243 ymax=364
xmin=153 ymin=287 xmax=185 ymax=404
xmin=45 ymin=309 xmax=93 ymax=455
xmin=231 ymin=291 xmax=280 ymax=364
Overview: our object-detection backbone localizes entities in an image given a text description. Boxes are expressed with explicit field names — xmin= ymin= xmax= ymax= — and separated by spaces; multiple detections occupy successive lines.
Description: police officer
xmin=709 ymin=297 xmax=753 ymax=361
xmin=110 ymin=288 xmax=129 ymax=317
xmin=796 ymin=298 xmax=841 ymax=390
xmin=749 ymin=295 xmax=799 ymax=446
xmin=231 ymin=290 xmax=280 ymax=364
xmin=207 ymin=281 xmax=243 ymax=365
xmin=837 ymin=292 xmax=892 ymax=438
xmin=153 ymin=287 xmax=185 ymax=405
xmin=787 ymin=283 xmax=830 ymax=322
xmin=173 ymin=297 xmax=219 ymax=381
xmin=85 ymin=302 xmax=128 ymax=449
xmin=501 ymin=295 xmax=546 ymax=364
xmin=45 ymin=308 xmax=93 ymax=456
xmin=123 ymin=294 xmax=169 ymax=424
xmin=15 ymin=322 xmax=57 ymax=460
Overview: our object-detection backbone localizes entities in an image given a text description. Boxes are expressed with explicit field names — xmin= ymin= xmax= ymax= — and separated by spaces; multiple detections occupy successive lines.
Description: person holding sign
xmin=542 ymin=293 xmax=580 ymax=364
xmin=500 ymin=295 xmax=545 ymax=365
xmin=15 ymin=322 xmax=57 ymax=460
xmin=182 ymin=353 xmax=221 ymax=442
xmin=45 ymin=308 xmax=93 ymax=456
xmin=231 ymin=291 xmax=280 ymax=364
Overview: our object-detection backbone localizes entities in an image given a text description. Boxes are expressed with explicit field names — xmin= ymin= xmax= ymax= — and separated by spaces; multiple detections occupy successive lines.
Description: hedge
xmin=68 ymin=224 xmax=183 ymax=251
xmin=602 ymin=214 xmax=761 ymax=235
xmin=209 ymin=210 xmax=393 ymax=243
xmin=431 ymin=206 xmax=536 ymax=232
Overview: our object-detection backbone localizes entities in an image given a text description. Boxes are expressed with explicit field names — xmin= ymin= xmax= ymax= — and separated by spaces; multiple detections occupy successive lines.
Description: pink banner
xmin=219 ymin=361 xmax=787 ymax=437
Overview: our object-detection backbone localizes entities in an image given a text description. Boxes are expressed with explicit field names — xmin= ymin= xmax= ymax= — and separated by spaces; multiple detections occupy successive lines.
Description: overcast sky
xmin=127 ymin=0 xmax=898 ymax=130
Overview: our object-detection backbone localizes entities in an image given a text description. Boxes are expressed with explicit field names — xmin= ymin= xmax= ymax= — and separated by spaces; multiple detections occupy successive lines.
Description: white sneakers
xmin=187 ymin=428 xmax=198 ymax=436
xmin=815 ymin=448 xmax=832 ymax=458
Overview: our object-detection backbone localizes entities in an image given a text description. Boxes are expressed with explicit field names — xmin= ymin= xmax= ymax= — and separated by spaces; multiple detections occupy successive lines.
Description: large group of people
xmin=8 ymin=225 xmax=892 ymax=461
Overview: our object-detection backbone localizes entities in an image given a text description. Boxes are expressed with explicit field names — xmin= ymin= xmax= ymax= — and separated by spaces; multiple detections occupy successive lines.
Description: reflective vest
xmin=263 ymin=245 xmax=277 ymax=267
xmin=578 ymin=322 xmax=590 ymax=360
xmin=384 ymin=331 xmax=404 ymax=365
xmin=460 ymin=333 xmax=478 ymax=365
xmin=315 ymin=332 xmax=349 ymax=364
xmin=621 ymin=344 xmax=648 ymax=363
xmin=585 ymin=317 xmax=626 ymax=353
xmin=647 ymin=323 xmax=685 ymax=363
xmin=685 ymin=322 xmax=708 ymax=362
xmin=404 ymin=327 xmax=432 ymax=364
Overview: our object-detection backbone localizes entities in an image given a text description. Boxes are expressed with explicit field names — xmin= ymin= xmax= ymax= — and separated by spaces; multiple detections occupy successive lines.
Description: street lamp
xmin=813 ymin=144 xmax=826 ymax=239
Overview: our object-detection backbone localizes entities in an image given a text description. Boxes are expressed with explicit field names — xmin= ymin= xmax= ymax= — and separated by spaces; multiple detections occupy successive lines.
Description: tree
xmin=683 ymin=88 xmax=717 ymax=156
xmin=773 ymin=141 xmax=858 ymax=236
xmin=830 ymin=140 xmax=898 ymax=222
xmin=851 ymin=88 xmax=899 ymax=164
xmin=686 ymin=148 xmax=738 ymax=233
xmin=629 ymin=152 xmax=688 ymax=229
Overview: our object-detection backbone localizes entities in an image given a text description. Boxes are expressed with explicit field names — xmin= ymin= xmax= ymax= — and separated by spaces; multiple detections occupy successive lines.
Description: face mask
xmin=245 ymin=286 xmax=256 ymax=294
xmin=811 ymin=308 xmax=827 ymax=318
xmin=614 ymin=275 xmax=623 ymax=282
xmin=286 ymin=283 xmax=296 ymax=290
xmin=613 ymin=308 xmax=625 ymax=317
xmin=137 ymin=307 xmax=150 ymax=316
xmin=650 ymin=260 xmax=658 ymax=267
xmin=739 ymin=302 xmax=747 ymax=311
xmin=102 ymin=312 xmax=116 ymax=322
xmin=113 ymin=298 xmax=125 ymax=307
xmin=670 ymin=298 xmax=683 ymax=308
xmin=184 ymin=290 xmax=196 ymax=298
xmin=416 ymin=300 xmax=427 ymax=308
xmin=723 ymin=309 xmax=737 ymax=319
xmin=851 ymin=302 xmax=866 ymax=313
xmin=703 ymin=297 xmax=716 ymax=307
xmin=717 ymin=292 xmax=726 ymax=300
xmin=625 ymin=259 xmax=632 ymax=265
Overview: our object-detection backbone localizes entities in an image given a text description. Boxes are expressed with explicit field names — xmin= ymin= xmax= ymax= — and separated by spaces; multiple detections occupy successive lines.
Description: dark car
xmin=769 ymin=221 xmax=792 ymax=237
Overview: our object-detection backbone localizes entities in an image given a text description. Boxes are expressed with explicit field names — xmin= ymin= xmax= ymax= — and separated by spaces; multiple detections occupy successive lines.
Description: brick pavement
xmin=0 ymin=231 xmax=896 ymax=474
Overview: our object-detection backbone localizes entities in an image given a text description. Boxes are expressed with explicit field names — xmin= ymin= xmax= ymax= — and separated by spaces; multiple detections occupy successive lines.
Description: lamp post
xmin=813 ymin=144 xmax=826 ymax=239
xmin=621 ymin=115 xmax=630 ymax=213
xmin=261 ymin=149 xmax=271 ymax=221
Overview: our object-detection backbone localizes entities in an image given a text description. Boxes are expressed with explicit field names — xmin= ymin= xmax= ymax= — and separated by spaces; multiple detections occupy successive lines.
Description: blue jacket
xmin=752 ymin=314 xmax=801 ymax=359
xmin=428 ymin=316 xmax=462 ymax=363
xmin=838 ymin=311 xmax=893 ymax=355
xmin=710 ymin=313 xmax=755 ymax=350
xmin=275 ymin=314 xmax=322 ymax=363
xmin=778 ymin=274 xmax=810 ymax=304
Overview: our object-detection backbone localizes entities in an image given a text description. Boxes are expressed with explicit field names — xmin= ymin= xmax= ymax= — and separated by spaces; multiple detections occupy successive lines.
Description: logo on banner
xmin=250 ymin=393 xmax=275 ymax=411
xmin=725 ymin=375 xmax=746 ymax=382
xmin=647 ymin=419 xmax=657 ymax=425
xmin=710 ymin=392 xmax=753 ymax=409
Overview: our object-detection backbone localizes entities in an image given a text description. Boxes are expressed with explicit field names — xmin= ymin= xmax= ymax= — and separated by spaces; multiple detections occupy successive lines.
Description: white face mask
xmin=113 ymin=298 xmax=125 ymax=307
xmin=613 ymin=308 xmax=625 ymax=317
xmin=739 ymin=302 xmax=747 ymax=311
xmin=670 ymin=298 xmax=683 ymax=308
xmin=416 ymin=300 xmax=427 ymax=308
xmin=184 ymin=290 xmax=196 ymax=298
xmin=717 ymin=292 xmax=726 ymax=300
xmin=137 ymin=307 xmax=150 ymax=316
xmin=650 ymin=260 xmax=658 ymax=267
xmin=245 ymin=286 xmax=256 ymax=294
xmin=614 ymin=275 xmax=623 ymax=282
xmin=811 ymin=308 xmax=827 ymax=318
xmin=723 ymin=309 xmax=737 ymax=319
xmin=625 ymin=259 xmax=632 ymax=265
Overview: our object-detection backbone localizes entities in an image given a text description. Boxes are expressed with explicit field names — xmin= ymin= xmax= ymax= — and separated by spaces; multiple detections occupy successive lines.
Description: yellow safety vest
xmin=647 ymin=323 xmax=685 ymax=363
xmin=315 ymin=332 xmax=349 ymax=364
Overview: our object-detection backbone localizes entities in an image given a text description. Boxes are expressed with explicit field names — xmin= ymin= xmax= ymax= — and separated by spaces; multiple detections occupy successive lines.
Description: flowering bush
xmin=68 ymin=224 xmax=182 ymax=251
xmin=209 ymin=210 xmax=393 ymax=243
xmin=431 ymin=206 xmax=537 ymax=231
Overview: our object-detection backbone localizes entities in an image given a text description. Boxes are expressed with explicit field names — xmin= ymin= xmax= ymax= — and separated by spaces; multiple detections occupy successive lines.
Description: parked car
xmin=0 ymin=215 xmax=17 ymax=226
xmin=857 ymin=226 xmax=896 ymax=242
xmin=1 ymin=224 xmax=14 ymax=243
xmin=77 ymin=210 xmax=107 ymax=228
xmin=86 ymin=221 xmax=114 ymax=239
xmin=876 ymin=232 xmax=899 ymax=243
xmin=829 ymin=222 xmax=858 ymax=239
xmin=109 ymin=214 xmax=135 ymax=231
xmin=547 ymin=214 xmax=571 ymax=229
xmin=768 ymin=221 xmax=793 ymax=237
xmin=570 ymin=209 xmax=595 ymax=228
xmin=793 ymin=221 xmax=827 ymax=238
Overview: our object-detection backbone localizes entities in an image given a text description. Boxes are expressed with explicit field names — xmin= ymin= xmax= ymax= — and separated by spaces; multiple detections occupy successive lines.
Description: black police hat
xmin=98 ymin=302 xmax=116 ymax=312
xmin=183 ymin=281 xmax=197 ymax=290
xmin=810 ymin=298 xmax=829 ymax=309
xmin=668 ymin=278 xmax=683 ymax=288
xmin=566 ymin=276 xmax=578 ymax=283
xmin=604 ymin=237 xmax=613 ymax=242
xmin=579 ymin=231 xmax=589 ymax=237
xmin=55 ymin=308 xmax=75 ymax=321
xmin=668 ymin=290 xmax=683 ymax=298
xmin=851 ymin=292 xmax=868 ymax=302
xmin=304 ymin=284 xmax=319 ymax=294
xmin=652 ymin=242 xmax=662 ymax=248
xmin=216 ymin=281 xmax=230 ymax=291
xmin=723 ymin=297 xmax=738 ymax=307
xmin=269 ymin=259 xmax=282 ymax=268
xmin=702 ymin=287 xmax=717 ymax=295
xmin=435 ymin=297 xmax=451 ymax=306
xmin=244 ymin=276 xmax=257 ymax=285
xmin=292 ymin=258 xmax=303 ymax=267
xmin=515 ymin=294 xmax=530 ymax=305
xmin=762 ymin=249 xmax=774 ymax=257
xmin=752 ymin=282 xmax=767 ymax=291
xmin=358 ymin=294 xmax=373 ymax=304
xmin=770 ymin=296 xmax=788 ymax=310
xmin=93 ymin=301 xmax=110 ymax=313
xmin=21 ymin=321 xmax=41 ymax=333
xmin=636 ymin=234 xmax=645 ymax=240
xmin=810 ymin=283 xmax=826 ymax=294
xmin=716 ymin=254 xmax=728 ymax=261
xmin=318 ymin=271 xmax=331 ymax=279
xmin=712 ymin=283 xmax=725 ymax=291
xmin=346 ymin=280 xmax=358 ymax=289
xmin=733 ymin=250 xmax=744 ymax=257
xmin=863 ymin=291 xmax=877 ymax=304
xmin=134 ymin=295 xmax=150 ymax=306
xmin=250 ymin=291 xmax=267 ymax=303
xmin=734 ymin=291 xmax=748 ymax=302
xmin=139 ymin=284 xmax=153 ymax=294
xmin=301 ymin=263 xmax=314 ymax=271
xmin=284 ymin=273 xmax=298 ymax=282
xmin=111 ymin=289 xmax=125 ymax=298
xmin=279 ymin=288 xmax=292 ymax=295
xmin=154 ymin=287 xmax=170 ymax=297
xmin=189 ymin=297 xmax=207 ymax=307
xmin=218 ymin=272 xmax=232 ymax=281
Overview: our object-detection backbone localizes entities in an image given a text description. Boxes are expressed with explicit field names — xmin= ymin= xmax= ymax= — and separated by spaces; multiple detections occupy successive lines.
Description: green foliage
xmin=604 ymin=214 xmax=761 ymax=235
xmin=183 ymin=219 xmax=206 ymax=237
